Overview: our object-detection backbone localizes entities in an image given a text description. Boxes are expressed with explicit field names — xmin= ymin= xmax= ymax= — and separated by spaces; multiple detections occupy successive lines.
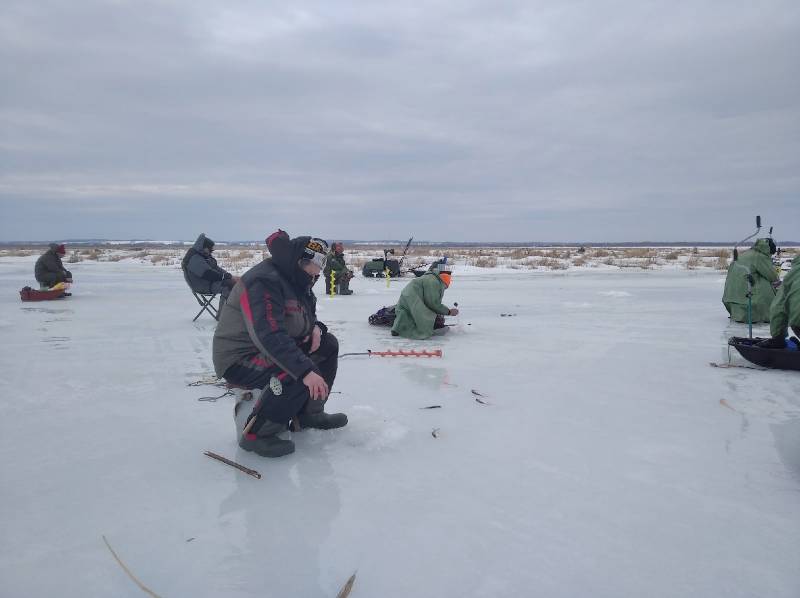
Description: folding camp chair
xmin=183 ymin=269 xmax=219 ymax=321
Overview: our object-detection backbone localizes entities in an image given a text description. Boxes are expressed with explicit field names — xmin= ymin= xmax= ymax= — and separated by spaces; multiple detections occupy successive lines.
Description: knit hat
xmin=432 ymin=257 xmax=451 ymax=274
xmin=302 ymin=238 xmax=329 ymax=269
xmin=266 ymin=229 xmax=289 ymax=250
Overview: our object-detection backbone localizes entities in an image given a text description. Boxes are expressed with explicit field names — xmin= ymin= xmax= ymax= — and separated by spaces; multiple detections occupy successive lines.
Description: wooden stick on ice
xmin=204 ymin=451 xmax=262 ymax=479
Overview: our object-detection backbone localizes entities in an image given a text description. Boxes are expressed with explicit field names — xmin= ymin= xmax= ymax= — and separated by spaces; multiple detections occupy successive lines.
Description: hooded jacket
xmin=212 ymin=236 xmax=325 ymax=381
xmin=770 ymin=258 xmax=800 ymax=338
xmin=722 ymin=238 xmax=778 ymax=323
xmin=324 ymin=249 xmax=348 ymax=277
xmin=391 ymin=272 xmax=451 ymax=340
xmin=34 ymin=244 xmax=71 ymax=286
xmin=181 ymin=234 xmax=232 ymax=294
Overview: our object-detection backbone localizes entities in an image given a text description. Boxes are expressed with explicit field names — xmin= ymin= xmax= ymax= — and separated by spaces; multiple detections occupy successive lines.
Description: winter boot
xmin=239 ymin=420 xmax=295 ymax=457
xmin=298 ymin=411 xmax=348 ymax=430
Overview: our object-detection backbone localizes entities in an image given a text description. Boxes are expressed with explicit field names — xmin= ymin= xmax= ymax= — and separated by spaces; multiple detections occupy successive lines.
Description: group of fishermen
xmin=180 ymin=231 xmax=457 ymax=458
xmin=722 ymin=237 xmax=799 ymax=346
xmin=37 ymin=232 xmax=796 ymax=461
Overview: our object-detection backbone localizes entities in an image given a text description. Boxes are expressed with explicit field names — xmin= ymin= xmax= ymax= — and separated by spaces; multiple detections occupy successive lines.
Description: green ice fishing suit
xmin=391 ymin=272 xmax=451 ymax=340
xmin=770 ymin=258 xmax=800 ymax=338
xmin=722 ymin=238 xmax=778 ymax=323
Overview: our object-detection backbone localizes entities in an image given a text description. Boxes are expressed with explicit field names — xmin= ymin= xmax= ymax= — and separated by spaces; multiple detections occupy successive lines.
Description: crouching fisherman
xmin=35 ymin=243 xmax=73 ymax=290
xmin=212 ymin=232 xmax=346 ymax=457
xmin=391 ymin=259 xmax=458 ymax=340
xmin=758 ymin=257 xmax=800 ymax=349
xmin=324 ymin=242 xmax=354 ymax=295
xmin=722 ymin=238 xmax=778 ymax=323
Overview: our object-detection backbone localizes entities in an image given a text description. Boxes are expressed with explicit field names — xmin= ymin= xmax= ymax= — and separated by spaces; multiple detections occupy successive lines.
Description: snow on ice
xmin=0 ymin=255 xmax=798 ymax=597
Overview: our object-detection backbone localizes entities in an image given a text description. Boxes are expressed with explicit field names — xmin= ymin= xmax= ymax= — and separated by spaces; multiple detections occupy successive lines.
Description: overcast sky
xmin=1 ymin=1 xmax=798 ymax=242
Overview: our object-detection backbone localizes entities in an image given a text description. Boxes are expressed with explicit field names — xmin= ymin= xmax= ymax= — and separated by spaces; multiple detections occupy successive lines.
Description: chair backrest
xmin=182 ymin=263 xmax=215 ymax=297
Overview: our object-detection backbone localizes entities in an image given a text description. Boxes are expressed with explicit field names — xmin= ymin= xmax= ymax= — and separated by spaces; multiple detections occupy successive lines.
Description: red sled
xmin=19 ymin=286 xmax=68 ymax=302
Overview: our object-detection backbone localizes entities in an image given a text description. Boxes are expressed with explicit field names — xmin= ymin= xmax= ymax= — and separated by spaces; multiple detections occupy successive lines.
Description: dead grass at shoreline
xmin=2 ymin=244 xmax=795 ymax=273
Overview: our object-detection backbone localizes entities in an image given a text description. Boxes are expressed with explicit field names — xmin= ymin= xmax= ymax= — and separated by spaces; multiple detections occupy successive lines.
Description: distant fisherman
xmin=324 ymin=242 xmax=354 ymax=295
xmin=35 ymin=243 xmax=73 ymax=289
xmin=182 ymin=234 xmax=238 ymax=308
xmin=722 ymin=238 xmax=778 ymax=323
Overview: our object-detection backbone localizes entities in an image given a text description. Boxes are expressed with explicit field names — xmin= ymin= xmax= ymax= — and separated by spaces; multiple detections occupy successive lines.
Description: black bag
xmin=368 ymin=305 xmax=445 ymax=329
xmin=368 ymin=305 xmax=396 ymax=326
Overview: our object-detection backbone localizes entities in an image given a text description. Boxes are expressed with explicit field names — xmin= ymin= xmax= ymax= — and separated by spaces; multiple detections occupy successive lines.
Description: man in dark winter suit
xmin=182 ymin=234 xmax=238 ymax=306
xmin=213 ymin=231 xmax=346 ymax=458
xmin=35 ymin=243 xmax=72 ymax=289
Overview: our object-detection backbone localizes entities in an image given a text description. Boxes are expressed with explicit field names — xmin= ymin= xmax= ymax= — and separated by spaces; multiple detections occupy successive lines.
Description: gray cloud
xmin=1 ymin=0 xmax=798 ymax=241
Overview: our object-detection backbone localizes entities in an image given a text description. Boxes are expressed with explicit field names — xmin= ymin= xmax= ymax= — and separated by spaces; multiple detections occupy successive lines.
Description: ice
xmin=0 ymin=257 xmax=798 ymax=597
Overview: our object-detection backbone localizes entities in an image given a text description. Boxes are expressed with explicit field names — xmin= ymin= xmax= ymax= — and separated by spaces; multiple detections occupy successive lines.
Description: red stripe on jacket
xmin=264 ymin=291 xmax=278 ymax=331
xmin=240 ymin=288 xmax=254 ymax=323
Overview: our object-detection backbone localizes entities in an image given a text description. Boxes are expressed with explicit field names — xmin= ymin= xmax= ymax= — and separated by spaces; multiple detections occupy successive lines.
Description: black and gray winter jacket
xmin=34 ymin=244 xmax=72 ymax=286
xmin=212 ymin=236 xmax=326 ymax=381
xmin=181 ymin=234 xmax=232 ymax=294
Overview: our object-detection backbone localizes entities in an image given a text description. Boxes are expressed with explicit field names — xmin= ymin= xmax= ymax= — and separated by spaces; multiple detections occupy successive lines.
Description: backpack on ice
xmin=368 ymin=305 xmax=445 ymax=329
xmin=368 ymin=305 xmax=397 ymax=326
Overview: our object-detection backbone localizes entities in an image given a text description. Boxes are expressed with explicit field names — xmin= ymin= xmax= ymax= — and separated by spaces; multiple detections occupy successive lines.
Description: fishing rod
xmin=397 ymin=237 xmax=413 ymax=269
xmin=733 ymin=215 xmax=761 ymax=261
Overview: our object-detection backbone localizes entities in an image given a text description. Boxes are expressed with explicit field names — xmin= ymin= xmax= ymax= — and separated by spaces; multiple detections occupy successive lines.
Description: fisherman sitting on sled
xmin=35 ymin=243 xmax=72 ymax=290
xmin=758 ymin=257 xmax=800 ymax=350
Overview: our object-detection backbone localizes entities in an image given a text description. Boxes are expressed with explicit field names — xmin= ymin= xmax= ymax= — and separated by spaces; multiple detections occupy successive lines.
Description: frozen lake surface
xmin=1 ymin=257 xmax=798 ymax=597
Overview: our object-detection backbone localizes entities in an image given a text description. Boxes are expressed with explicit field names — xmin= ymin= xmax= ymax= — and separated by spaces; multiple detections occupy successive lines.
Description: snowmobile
xmin=362 ymin=248 xmax=402 ymax=278
xmin=362 ymin=237 xmax=413 ymax=278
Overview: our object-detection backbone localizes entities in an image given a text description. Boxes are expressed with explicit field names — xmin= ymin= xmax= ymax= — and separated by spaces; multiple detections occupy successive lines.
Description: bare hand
xmin=310 ymin=325 xmax=322 ymax=353
xmin=303 ymin=371 xmax=328 ymax=400
xmin=449 ymin=308 xmax=459 ymax=316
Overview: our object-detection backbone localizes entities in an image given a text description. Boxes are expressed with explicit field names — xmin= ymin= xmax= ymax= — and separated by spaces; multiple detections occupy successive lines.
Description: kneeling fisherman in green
xmin=391 ymin=261 xmax=458 ymax=340
xmin=765 ymin=258 xmax=800 ymax=344
xmin=722 ymin=238 xmax=778 ymax=323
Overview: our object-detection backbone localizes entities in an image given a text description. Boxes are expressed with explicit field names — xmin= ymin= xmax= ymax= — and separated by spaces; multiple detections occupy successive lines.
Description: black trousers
xmin=224 ymin=333 xmax=339 ymax=429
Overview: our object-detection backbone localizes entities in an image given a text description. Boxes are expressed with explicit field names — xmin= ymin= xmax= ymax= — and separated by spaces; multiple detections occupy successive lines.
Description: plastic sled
xmin=728 ymin=337 xmax=800 ymax=371
xmin=19 ymin=286 xmax=68 ymax=302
